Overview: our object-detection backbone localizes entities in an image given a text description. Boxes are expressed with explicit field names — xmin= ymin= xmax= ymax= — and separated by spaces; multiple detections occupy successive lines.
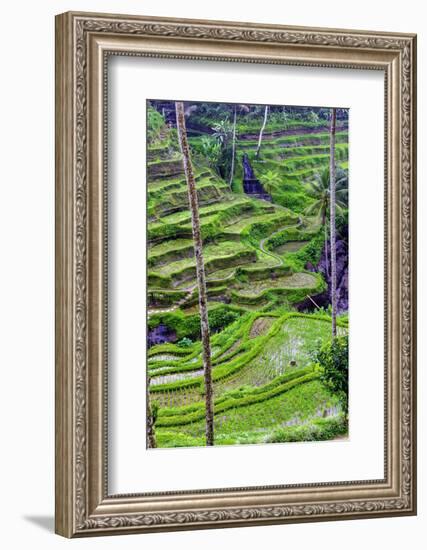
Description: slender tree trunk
xmin=228 ymin=105 xmax=237 ymax=189
xmin=146 ymin=378 xmax=157 ymax=449
xmin=323 ymin=211 xmax=330 ymax=279
xmin=329 ymin=107 xmax=337 ymax=337
xmin=175 ymin=101 xmax=214 ymax=446
xmin=255 ymin=105 xmax=269 ymax=159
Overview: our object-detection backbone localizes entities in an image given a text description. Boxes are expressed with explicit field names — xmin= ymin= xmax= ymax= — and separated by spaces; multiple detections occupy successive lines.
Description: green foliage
xmin=149 ymin=305 xmax=244 ymax=344
xmin=208 ymin=305 xmax=241 ymax=333
xmin=305 ymin=166 xmax=349 ymax=221
xmin=156 ymin=368 xmax=319 ymax=427
xmin=294 ymin=231 xmax=325 ymax=267
xmin=259 ymin=169 xmax=282 ymax=194
xmin=266 ymin=226 xmax=312 ymax=250
xmin=147 ymin=106 xmax=165 ymax=142
xmin=191 ymin=136 xmax=222 ymax=173
xmin=150 ymin=401 xmax=159 ymax=423
xmin=311 ymin=335 xmax=349 ymax=413
xmin=157 ymin=380 xmax=345 ymax=446
xmin=149 ymin=313 xmax=346 ymax=393
xmin=265 ymin=414 xmax=347 ymax=443
xmin=177 ymin=337 xmax=193 ymax=348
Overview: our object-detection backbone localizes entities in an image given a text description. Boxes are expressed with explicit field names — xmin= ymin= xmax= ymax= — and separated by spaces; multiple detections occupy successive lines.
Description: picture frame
xmin=55 ymin=11 xmax=417 ymax=537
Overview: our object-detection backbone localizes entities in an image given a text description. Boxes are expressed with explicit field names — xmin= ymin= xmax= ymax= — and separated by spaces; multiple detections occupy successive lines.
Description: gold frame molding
xmin=55 ymin=11 xmax=417 ymax=538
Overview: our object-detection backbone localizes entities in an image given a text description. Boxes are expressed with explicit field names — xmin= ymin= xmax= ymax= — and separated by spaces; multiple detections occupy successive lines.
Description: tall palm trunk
xmin=329 ymin=107 xmax=337 ymax=337
xmin=255 ymin=105 xmax=268 ymax=159
xmin=175 ymin=101 xmax=214 ymax=446
xmin=228 ymin=105 xmax=237 ymax=189
xmin=322 ymin=210 xmax=330 ymax=279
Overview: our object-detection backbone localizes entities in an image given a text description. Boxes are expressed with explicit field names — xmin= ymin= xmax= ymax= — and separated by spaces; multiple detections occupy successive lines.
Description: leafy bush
xmin=149 ymin=305 xmax=244 ymax=344
xmin=311 ymin=335 xmax=349 ymax=413
xmin=147 ymin=106 xmax=165 ymax=142
xmin=177 ymin=337 xmax=193 ymax=348
xmin=265 ymin=414 xmax=347 ymax=443
xmin=208 ymin=305 xmax=241 ymax=333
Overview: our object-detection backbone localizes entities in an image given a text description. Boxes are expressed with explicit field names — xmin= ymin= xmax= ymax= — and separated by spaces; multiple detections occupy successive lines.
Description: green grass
xmin=149 ymin=313 xmax=347 ymax=395
xmin=236 ymin=130 xmax=349 ymax=148
xmin=156 ymin=379 xmax=344 ymax=447
xmin=233 ymin=272 xmax=318 ymax=296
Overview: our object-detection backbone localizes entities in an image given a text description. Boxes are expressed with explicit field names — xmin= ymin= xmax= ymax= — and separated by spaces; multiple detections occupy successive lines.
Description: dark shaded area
xmin=147 ymin=324 xmax=177 ymax=348
xmin=297 ymin=225 xmax=348 ymax=314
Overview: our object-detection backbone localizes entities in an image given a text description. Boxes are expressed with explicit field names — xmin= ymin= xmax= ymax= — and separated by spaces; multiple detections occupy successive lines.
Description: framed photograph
xmin=55 ymin=11 xmax=417 ymax=537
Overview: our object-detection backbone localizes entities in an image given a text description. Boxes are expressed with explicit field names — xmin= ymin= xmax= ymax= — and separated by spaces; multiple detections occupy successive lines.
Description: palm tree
xmin=211 ymin=119 xmax=233 ymax=146
xmin=329 ymin=107 xmax=337 ymax=337
xmin=229 ymin=104 xmax=250 ymax=189
xmin=211 ymin=119 xmax=233 ymax=180
xmin=229 ymin=105 xmax=237 ymax=189
xmin=259 ymin=169 xmax=281 ymax=195
xmin=255 ymin=105 xmax=269 ymax=159
xmin=175 ymin=101 xmax=214 ymax=446
xmin=281 ymin=107 xmax=290 ymax=128
xmin=199 ymin=136 xmax=222 ymax=175
xmin=308 ymin=110 xmax=320 ymax=124
xmin=305 ymin=166 xmax=347 ymax=279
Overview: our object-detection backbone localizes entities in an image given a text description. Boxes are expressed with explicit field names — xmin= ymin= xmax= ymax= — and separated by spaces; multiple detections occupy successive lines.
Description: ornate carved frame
xmin=55 ymin=11 xmax=417 ymax=537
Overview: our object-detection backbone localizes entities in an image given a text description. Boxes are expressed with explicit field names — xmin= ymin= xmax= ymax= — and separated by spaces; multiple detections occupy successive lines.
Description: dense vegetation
xmin=146 ymin=100 xmax=349 ymax=448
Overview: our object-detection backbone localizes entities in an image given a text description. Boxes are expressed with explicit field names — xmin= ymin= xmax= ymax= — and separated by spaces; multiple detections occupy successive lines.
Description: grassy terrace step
xmin=247 ymin=143 xmax=348 ymax=162
xmin=148 ymin=196 xmax=284 ymax=243
xmin=149 ymin=284 xmax=231 ymax=311
xmin=274 ymin=240 xmax=310 ymax=254
xmin=204 ymin=259 xmax=291 ymax=288
xmin=251 ymin=149 xmax=348 ymax=175
xmin=150 ymin=178 xmax=229 ymax=205
xmin=148 ymin=179 xmax=223 ymax=204
xmin=232 ymin=272 xmax=320 ymax=297
xmin=147 ymin=145 xmax=176 ymax=162
xmin=237 ymin=123 xmax=348 ymax=141
xmin=148 ymin=238 xmax=194 ymax=267
xmin=223 ymin=210 xmax=297 ymax=237
xmin=213 ymin=315 xmax=346 ymax=396
xmin=148 ymin=185 xmax=226 ymax=219
xmin=149 ymin=313 xmax=347 ymax=393
xmin=147 ymin=170 xmax=212 ymax=192
xmin=163 ymin=181 xmax=223 ymax=202
xmin=148 ymin=313 xmax=277 ymax=375
xmin=147 ymin=158 xmax=184 ymax=179
xmin=149 ymin=243 xmax=256 ymax=286
xmin=148 ymin=311 xmax=278 ymax=374
xmin=155 ymin=366 xmax=319 ymax=427
xmin=150 ymin=196 xmax=254 ymax=228
xmin=148 ymin=289 xmax=189 ymax=308
xmin=236 ymin=130 xmax=348 ymax=149
xmin=156 ymin=382 xmax=345 ymax=447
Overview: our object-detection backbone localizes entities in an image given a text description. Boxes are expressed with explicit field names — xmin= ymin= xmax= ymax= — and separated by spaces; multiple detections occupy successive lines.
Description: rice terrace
xmin=146 ymin=99 xmax=349 ymax=449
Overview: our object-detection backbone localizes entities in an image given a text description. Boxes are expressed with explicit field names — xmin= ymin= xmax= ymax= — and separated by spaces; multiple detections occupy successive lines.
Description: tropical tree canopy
xmin=259 ymin=169 xmax=282 ymax=194
xmin=304 ymin=167 xmax=348 ymax=223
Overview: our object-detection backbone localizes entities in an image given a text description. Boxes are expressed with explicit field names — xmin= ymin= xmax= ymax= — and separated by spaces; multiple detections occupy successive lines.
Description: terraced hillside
xmin=146 ymin=101 xmax=349 ymax=448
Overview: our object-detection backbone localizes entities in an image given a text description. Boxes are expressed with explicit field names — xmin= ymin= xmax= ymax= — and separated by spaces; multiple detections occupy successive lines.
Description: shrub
xmin=266 ymin=414 xmax=347 ymax=443
xmin=208 ymin=305 xmax=241 ymax=333
xmin=311 ymin=335 xmax=349 ymax=414
xmin=147 ymin=106 xmax=165 ymax=142
xmin=177 ymin=337 xmax=193 ymax=348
